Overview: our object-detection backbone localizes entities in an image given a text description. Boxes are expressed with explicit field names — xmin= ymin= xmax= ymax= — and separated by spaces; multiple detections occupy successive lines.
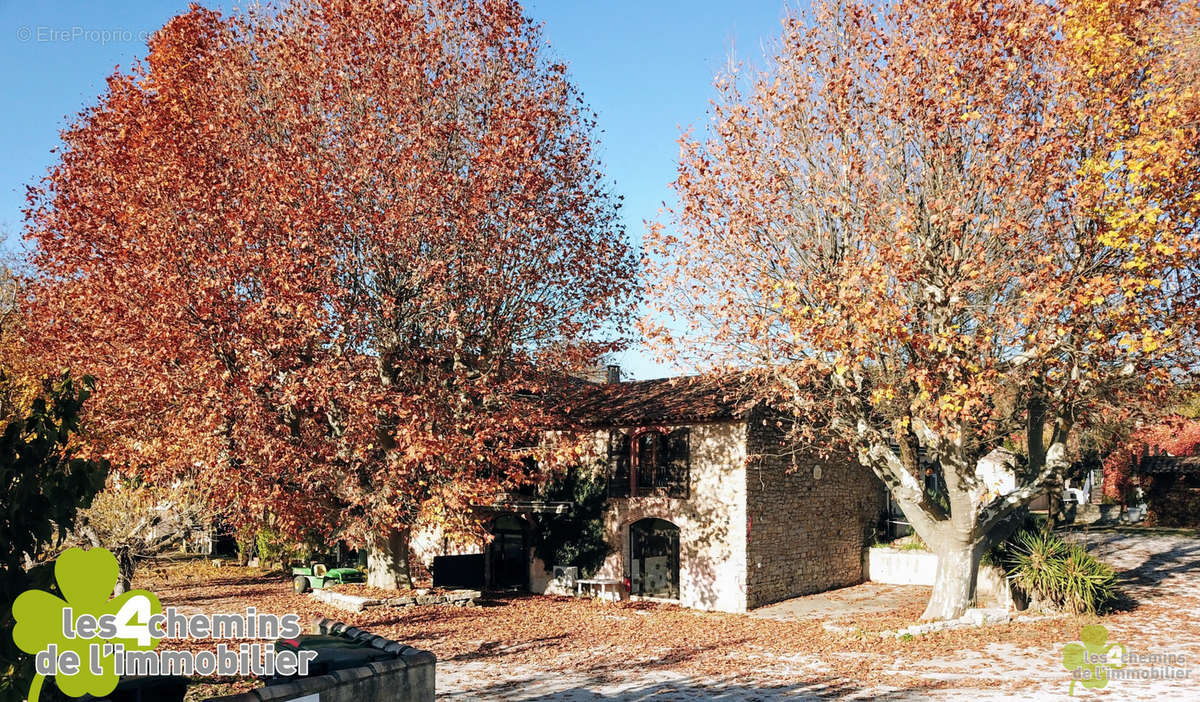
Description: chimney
xmin=605 ymin=364 xmax=621 ymax=384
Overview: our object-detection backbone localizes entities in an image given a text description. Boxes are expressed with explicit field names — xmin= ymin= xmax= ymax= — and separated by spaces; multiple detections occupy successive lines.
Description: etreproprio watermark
xmin=15 ymin=25 xmax=153 ymax=45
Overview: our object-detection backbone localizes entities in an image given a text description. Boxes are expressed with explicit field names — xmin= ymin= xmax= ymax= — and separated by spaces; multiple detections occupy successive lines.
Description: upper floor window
xmin=607 ymin=428 xmax=690 ymax=499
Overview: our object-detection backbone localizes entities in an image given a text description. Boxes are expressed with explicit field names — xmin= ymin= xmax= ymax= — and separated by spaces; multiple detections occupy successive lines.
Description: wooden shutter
xmin=607 ymin=430 xmax=631 ymax=497
xmin=665 ymin=428 xmax=690 ymax=498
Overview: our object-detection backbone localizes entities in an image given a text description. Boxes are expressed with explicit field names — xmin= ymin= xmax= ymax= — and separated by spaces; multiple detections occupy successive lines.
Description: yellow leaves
xmin=1118 ymin=329 xmax=1165 ymax=354
xmin=1123 ymin=255 xmax=1149 ymax=272
xmin=959 ymin=110 xmax=982 ymax=122
xmin=939 ymin=393 xmax=962 ymax=414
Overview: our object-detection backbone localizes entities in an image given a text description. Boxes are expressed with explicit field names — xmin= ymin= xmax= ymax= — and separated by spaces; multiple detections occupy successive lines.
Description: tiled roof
xmin=1141 ymin=454 xmax=1200 ymax=474
xmin=554 ymin=374 xmax=756 ymax=428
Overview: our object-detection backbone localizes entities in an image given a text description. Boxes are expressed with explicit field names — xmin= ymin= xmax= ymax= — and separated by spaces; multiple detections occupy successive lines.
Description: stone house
xmin=1141 ymin=453 xmax=1200 ymax=527
xmin=414 ymin=371 xmax=887 ymax=614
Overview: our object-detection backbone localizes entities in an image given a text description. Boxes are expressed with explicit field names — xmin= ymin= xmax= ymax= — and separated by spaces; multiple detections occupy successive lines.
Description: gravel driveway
xmin=436 ymin=529 xmax=1200 ymax=700
xmin=140 ymin=529 xmax=1198 ymax=700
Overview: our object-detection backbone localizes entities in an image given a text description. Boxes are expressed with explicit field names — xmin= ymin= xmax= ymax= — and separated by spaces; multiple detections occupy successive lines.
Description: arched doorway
xmin=629 ymin=518 xmax=680 ymax=600
xmin=488 ymin=514 xmax=529 ymax=589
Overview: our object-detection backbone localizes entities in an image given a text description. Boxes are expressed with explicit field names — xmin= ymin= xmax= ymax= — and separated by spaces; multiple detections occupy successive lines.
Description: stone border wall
xmin=867 ymin=548 xmax=938 ymax=585
xmin=311 ymin=587 xmax=480 ymax=613
xmin=206 ymin=619 xmax=435 ymax=702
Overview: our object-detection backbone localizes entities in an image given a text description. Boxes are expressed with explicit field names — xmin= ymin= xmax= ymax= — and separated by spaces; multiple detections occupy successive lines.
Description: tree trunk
xmin=237 ymin=540 xmax=252 ymax=567
xmin=1044 ymin=484 xmax=1063 ymax=533
xmin=367 ymin=527 xmax=412 ymax=590
xmin=921 ymin=538 xmax=982 ymax=621
xmin=112 ymin=549 xmax=135 ymax=597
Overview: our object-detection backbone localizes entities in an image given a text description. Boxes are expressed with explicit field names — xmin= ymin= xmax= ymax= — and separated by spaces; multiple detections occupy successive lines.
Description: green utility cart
xmin=292 ymin=563 xmax=366 ymax=593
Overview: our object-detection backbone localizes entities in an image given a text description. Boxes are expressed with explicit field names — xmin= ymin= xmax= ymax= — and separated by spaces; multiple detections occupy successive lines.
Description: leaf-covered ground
xmin=141 ymin=529 xmax=1200 ymax=700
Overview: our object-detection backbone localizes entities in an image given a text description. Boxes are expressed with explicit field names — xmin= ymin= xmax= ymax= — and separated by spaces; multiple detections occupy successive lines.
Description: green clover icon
xmin=1062 ymin=624 xmax=1126 ymax=696
xmin=11 ymin=547 xmax=162 ymax=701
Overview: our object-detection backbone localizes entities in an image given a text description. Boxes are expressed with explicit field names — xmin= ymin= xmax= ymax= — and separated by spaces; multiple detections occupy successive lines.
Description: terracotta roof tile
xmin=1141 ymin=454 xmax=1200 ymax=474
xmin=554 ymin=374 xmax=756 ymax=428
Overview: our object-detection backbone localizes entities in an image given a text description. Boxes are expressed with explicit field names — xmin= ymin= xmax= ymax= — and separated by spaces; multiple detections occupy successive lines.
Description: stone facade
xmin=591 ymin=421 xmax=749 ymax=612
xmin=409 ymin=395 xmax=885 ymax=613
xmin=743 ymin=409 xmax=886 ymax=609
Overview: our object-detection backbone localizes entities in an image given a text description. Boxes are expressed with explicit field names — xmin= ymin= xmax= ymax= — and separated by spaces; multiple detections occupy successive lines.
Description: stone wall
xmin=592 ymin=421 xmax=750 ymax=613
xmin=1148 ymin=480 xmax=1200 ymax=527
xmin=743 ymin=409 xmax=886 ymax=609
xmin=310 ymin=587 xmax=479 ymax=613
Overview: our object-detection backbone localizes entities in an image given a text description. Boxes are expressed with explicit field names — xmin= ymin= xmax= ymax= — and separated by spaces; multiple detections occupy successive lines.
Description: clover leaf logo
xmin=1062 ymin=624 xmax=1126 ymax=695
xmin=11 ymin=547 xmax=161 ymax=701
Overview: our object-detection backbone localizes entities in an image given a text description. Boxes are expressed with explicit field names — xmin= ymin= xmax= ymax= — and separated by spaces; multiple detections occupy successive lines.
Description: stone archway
xmin=628 ymin=518 xmax=680 ymax=600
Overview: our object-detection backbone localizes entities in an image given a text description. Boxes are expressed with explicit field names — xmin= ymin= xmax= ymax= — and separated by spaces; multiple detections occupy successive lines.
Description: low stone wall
xmin=311 ymin=588 xmax=480 ymax=613
xmin=868 ymin=548 xmax=937 ymax=585
xmin=206 ymin=619 xmax=435 ymax=702
xmin=868 ymin=548 xmax=1017 ymax=609
xmin=1149 ymin=486 xmax=1200 ymax=527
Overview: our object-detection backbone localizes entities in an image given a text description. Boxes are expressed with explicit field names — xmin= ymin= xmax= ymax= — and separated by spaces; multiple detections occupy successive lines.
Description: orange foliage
xmin=1103 ymin=416 xmax=1200 ymax=502
xmin=24 ymin=1 xmax=636 ymax=544
xmin=645 ymin=0 xmax=1198 ymax=617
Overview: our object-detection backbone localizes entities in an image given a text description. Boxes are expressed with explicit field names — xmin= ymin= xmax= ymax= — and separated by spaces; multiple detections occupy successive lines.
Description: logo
xmin=12 ymin=547 xmax=162 ymax=701
xmin=1061 ymin=624 xmax=1192 ymax=695
xmin=10 ymin=547 xmax=314 ymax=702
xmin=1062 ymin=624 xmax=1125 ymax=695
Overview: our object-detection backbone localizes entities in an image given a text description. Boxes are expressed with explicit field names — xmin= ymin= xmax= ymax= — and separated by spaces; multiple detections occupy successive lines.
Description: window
xmin=607 ymin=428 xmax=690 ymax=498
xmin=608 ymin=431 xmax=632 ymax=497
xmin=629 ymin=518 xmax=680 ymax=600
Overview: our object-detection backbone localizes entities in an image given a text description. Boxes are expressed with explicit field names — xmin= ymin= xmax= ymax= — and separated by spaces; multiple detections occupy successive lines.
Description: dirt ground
xmin=142 ymin=528 xmax=1200 ymax=701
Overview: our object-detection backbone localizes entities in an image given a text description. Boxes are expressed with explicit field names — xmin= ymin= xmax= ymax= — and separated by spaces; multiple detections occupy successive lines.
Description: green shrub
xmin=528 ymin=462 xmax=611 ymax=577
xmin=1004 ymin=529 xmax=1118 ymax=614
xmin=255 ymin=529 xmax=302 ymax=567
xmin=981 ymin=509 xmax=1043 ymax=566
xmin=872 ymin=533 xmax=928 ymax=551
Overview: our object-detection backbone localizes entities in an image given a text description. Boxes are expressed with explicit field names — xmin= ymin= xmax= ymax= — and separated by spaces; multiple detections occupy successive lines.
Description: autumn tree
xmin=26 ymin=0 xmax=635 ymax=589
xmin=67 ymin=480 xmax=212 ymax=595
xmin=1102 ymin=412 xmax=1200 ymax=506
xmin=647 ymin=0 xmax=1199 ymax=619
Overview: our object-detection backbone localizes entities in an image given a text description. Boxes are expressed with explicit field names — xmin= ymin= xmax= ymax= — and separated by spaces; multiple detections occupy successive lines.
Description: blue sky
xmin=0 ymin=0 xmax=792 ymax=380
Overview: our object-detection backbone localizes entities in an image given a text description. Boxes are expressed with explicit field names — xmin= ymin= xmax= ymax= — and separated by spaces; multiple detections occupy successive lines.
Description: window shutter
xmin=638 ymin=432 xmax=660 ymax=491
xmin=666 ymin=428 xmax=690 ymax=498
xmin=608 ymin=430 xmax=631 ymax=497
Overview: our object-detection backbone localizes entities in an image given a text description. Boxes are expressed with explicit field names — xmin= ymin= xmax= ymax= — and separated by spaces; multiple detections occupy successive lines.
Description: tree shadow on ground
xmin=1117 ymin=541 xmax=1200 ymax=588
xmin=1068 ymin=532 xmax=1200 ymax=612
xmin=437 ymin=671 xmax=933 ymax=701
xmin=446 ymin=634 xmax=571 ymax=662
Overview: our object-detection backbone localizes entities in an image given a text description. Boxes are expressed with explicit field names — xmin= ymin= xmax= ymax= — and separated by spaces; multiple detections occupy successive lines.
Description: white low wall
xmin=868 ymin=548 xmax=937 ymax=585
xmin=868 ymin=548 xmax=1016 ymax=609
